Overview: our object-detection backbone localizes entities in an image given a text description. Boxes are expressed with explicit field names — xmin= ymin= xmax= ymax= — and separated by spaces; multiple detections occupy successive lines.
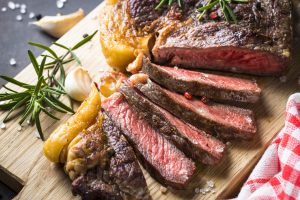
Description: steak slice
xmin=102 ymin=93 xmax=196 ymax=189
xmin=72 ymin=115 xmax=150 ymax=200
xmin=72 ymin=167 xmax=123 ymax=200
xmin=141 ymin=57 xmax=261 ymax=104
xmin=120 ymin=82 xmax=225 ymax=165
xmin=152 ymin=0 xmax=292 ymax=75
xmin=103 ymin=114 xmax=151 ymax=200
xmin=135 ymin=79 xmax=257 ymax=140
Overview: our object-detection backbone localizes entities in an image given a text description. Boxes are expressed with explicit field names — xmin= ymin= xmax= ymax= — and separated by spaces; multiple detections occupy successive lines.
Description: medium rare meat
xmin=102 ymin=93 xmax=196 ymax=189
xmin=135 ymin=79 xmax=257 ymax=140
xmin=141 ymin=57 xmax=261 ymax=103
xmin=120 ymin=82 xmax=225 ymax=165
xmin=103 ymin=0 xmax=292 ymax=75
xmin=72 ymin=115 xmax=150 ymax=200
xmin=103 ymin=114 xmax=150 ymax=200
xmin=152 ymin=0 xmax=292 ymax=75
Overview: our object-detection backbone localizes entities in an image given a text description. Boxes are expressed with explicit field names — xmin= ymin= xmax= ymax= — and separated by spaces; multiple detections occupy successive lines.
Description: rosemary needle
xmin=198 ymin=0 xmax=249 ymax=23
xmin=0 ymin=30 xmax=98 ymax=140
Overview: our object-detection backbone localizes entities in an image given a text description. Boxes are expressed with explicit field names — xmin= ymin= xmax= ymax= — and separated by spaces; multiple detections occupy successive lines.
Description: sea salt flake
xmin=15 ymin=3 xmax=20 ymax=8
xmin=17 ymin=125 xmax=22 ymax=132
xmin=20 ymin=8 xmax=26 ymax=14
xmin=20 ymin=4 xmax=26 ymax=9
xmin=29 ymin=12 xmax=35 ymax=19
xmin=1 ymin=7 xmax=7 ymax=12
xmin=8 ymin=1 xmax=15 ymax=10
xmin=16 ymin=14 xmax=23 ymax=21
xmin=0 ymin=122 xmax=6 ymax=130
xmin=279 ymin=76 xmax=287 ymax=83
xmin=56 ymin=0 xmax=64 ymax=9
xmin=9 ymin=58 xmax=16 ymax=66
xmin=207 ymin=180 xmax=215 ymax=188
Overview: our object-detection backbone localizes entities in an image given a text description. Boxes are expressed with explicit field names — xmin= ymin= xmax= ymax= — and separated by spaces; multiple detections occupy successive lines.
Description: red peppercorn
xmin=184 ymin=92 xmax=193 ymax=100
xmin=201 ymin=96 xmax=209 ymax=104
xmin=209 ymin=11 xmax=218 ymax=20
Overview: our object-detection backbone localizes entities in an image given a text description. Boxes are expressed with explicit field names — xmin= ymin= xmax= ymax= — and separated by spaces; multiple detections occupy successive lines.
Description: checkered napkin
xmin=235 ymin=93 xmax=300 ymax=200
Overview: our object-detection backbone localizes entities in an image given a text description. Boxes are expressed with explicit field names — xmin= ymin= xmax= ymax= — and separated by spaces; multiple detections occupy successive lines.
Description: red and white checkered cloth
xmin=235 ymin=94 xmax=300 ymax=200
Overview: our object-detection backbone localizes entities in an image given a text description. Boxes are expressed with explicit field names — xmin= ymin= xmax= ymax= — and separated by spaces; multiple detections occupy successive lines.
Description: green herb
xmin=155 ymin=0 xmax=183 ymax=10
xmin=0 ymin=30 xmax=98 ymax=140
xmin=198 ymin=0 xmax=248 ymax=23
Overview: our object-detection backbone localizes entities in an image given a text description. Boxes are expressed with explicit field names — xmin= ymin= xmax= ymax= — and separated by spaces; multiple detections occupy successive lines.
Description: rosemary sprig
xmin=198 ymin=0 xmax=248 ymax=23
xmin=0 ymin=30 xmax=98 ymax=140
xmin=155 ymin=0 xmax=182 ymax=10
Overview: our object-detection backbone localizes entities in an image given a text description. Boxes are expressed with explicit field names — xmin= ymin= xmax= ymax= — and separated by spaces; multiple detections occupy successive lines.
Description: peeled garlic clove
xmin=32 ymin=9 xmax=85 ymax=38
xmin=65 ymin=67 xmax=92 ymax=102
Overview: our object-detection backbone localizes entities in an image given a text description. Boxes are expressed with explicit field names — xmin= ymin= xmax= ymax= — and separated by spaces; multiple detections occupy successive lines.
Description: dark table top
xmin=0 ymin=1 xmax=101 ymax=199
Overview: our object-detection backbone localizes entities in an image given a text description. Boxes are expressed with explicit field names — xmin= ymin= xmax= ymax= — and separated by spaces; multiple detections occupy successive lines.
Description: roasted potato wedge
xmin=99 ymin=1 xmax=152 ymax=71
xmin=43 ymin=85 xmax=101 ymax=163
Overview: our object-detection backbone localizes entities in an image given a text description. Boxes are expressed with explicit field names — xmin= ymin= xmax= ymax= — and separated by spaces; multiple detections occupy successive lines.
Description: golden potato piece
xmin=99 ymin=2 xmax=152 ymax=71
xmin=43 ymin=85 xmax=101 ymax=163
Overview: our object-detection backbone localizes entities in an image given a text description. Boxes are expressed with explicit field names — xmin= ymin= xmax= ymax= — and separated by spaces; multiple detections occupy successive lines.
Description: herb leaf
xmin=0 ymin=30 xmax=98 ymax=140
xmin=198 ymin=0 xmax=248 ymax=23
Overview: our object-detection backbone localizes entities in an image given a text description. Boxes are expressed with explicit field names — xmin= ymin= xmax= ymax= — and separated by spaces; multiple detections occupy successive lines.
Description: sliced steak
xmin=152 ymin=0 xmax=292 ymax=75
xmin=120 ymin=82 xmax=225 ymax=165
xmin=72 ymin=115 xmax=150 ymax=200
xmin=103 ymin=114 xmax=151 ymax=200
xmin=102 ymin=93 xmax=196 ymax=189
xmin=135 ymin=79 xmax=257 ymax=140
xmin=72 ymin=167 xmax=123 ymax=200
xmin=141 ymin=57 xmax=261 ymax=103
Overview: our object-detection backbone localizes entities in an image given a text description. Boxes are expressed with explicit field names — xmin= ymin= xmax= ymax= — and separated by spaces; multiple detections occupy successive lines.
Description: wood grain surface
xmin=0 ymin=2 xmax=299 ymax=200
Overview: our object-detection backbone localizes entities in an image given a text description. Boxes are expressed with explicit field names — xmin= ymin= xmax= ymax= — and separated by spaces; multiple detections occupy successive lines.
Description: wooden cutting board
xmin=0 ymin=2 xmax=299 ymax=200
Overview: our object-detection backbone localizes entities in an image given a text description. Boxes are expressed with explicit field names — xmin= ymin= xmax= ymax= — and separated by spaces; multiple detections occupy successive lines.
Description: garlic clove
xmin=31 ymin=9 xmax=85 ymax=38
xmin=65 ymin=67 xmax=92 ymax=102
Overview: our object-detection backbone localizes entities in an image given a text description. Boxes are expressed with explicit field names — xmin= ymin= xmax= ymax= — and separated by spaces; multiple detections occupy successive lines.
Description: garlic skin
xmin=32 ymin=9 xmax=85 ymax=38
xmin=65 ymin=67 xmax=92 ymax=102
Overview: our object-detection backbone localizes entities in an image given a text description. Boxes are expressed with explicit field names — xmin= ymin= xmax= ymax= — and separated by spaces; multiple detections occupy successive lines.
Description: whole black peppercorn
xmin=35 ymin=14 xmax=43 ymax=21
xmin=83 ymin=33 xmax=89 ymax=38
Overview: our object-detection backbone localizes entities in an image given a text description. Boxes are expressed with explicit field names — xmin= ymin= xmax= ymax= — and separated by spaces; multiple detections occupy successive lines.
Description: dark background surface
xmin=0 ymin=1 xmax=101 ymax=199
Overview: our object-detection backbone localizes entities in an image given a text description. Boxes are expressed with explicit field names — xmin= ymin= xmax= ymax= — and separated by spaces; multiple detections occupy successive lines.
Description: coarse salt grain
xmin=17 ymin=125 xmax=22 ymax=132
xmin=16 ymin=14 xmax=23 ymax=21
xmin=20 ymin=4 xmax=26 ymax=9
xmin=20 ymin=8 xmax=26 ymax=14
xmin=226 ymin=141 xmax=231 ymax=146
xmin=8 ymin=1 xmax=15 ymax=10
xmin=1 ymin=122 xmax=6 ymax=130
xmin=56 ymin=0 xmax=64 ymax=9
xmin=1 ymin=7 xmax=7 ymax=12
xmin=207 ymin=180 xmax=215 ymax=188
xmin=15 ymin=3 xmax=20 ymax=8
xmin=26 ymin=120 xmax=31 ymax=125
xmin=9 ymin=58 xmax=16 ymax=66
xmin=29 ymin=12 xmax=35 ymax=19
